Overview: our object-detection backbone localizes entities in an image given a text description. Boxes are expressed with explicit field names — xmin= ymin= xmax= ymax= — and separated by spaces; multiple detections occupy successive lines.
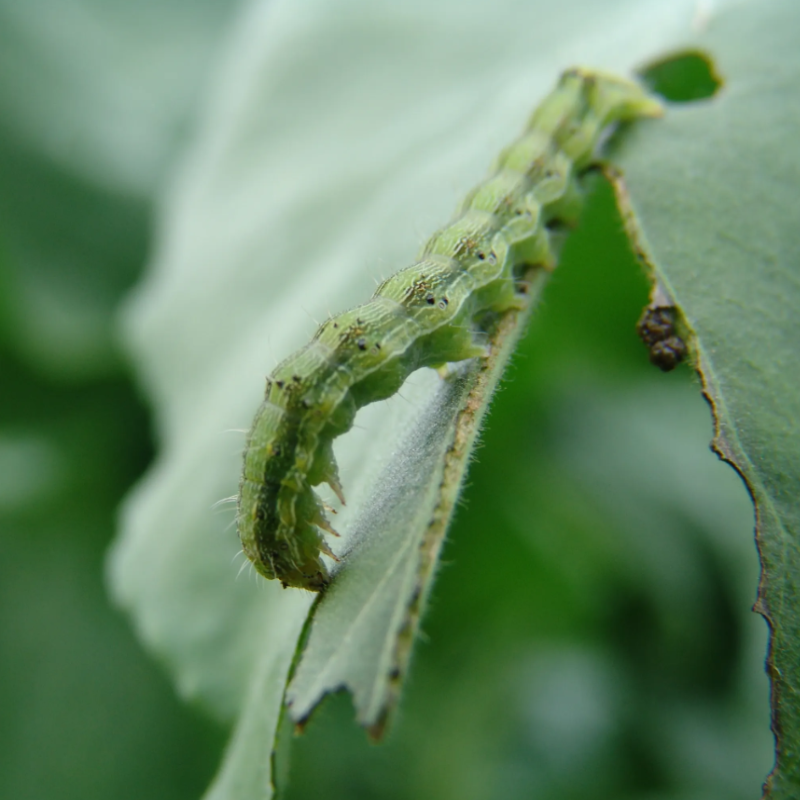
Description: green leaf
xmin=613 ymin=1 xmax=800 ymax=793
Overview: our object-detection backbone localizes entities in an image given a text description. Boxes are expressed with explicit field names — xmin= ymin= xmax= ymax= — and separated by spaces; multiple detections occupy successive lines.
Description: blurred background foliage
xmin=0 ymin=1 xmax=236 ymax=798
xmin=0 ymin=2 xmax=773 ymax=799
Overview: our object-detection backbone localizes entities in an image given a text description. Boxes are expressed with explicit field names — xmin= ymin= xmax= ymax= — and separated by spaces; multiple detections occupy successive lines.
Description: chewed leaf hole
xmin=638 ymin=50 xmax=722 ymax=103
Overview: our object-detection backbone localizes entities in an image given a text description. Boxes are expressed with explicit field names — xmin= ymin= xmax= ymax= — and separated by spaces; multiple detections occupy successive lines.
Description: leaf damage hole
xmin=638 ymin=50 xmax=722 ymax=103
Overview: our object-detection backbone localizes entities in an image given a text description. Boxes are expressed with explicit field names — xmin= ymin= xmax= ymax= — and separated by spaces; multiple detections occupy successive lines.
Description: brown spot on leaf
xmin=636 ymin=305 xmax=687 ymax=371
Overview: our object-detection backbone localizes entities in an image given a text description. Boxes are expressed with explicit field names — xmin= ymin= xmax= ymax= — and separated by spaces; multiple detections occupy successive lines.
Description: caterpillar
xmin=237 ymin=68 xmax=663 ymax=591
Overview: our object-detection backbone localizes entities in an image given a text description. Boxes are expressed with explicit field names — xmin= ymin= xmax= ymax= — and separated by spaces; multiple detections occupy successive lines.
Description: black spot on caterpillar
xmin=636 ymin=304 xmax=687 ymax=372
xmin=237 ymin=68 xmax=663 ymax=590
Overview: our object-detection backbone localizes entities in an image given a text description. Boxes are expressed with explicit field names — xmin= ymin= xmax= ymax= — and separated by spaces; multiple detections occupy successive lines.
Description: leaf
xmin=106 ymin=0 xmax=773 ymax=797
xmin=612 ymin=0 xmax=800 ymax=793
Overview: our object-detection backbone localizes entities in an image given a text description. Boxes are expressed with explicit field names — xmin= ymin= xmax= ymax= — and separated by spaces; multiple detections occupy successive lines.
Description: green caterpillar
xmin=237 ymin=68 xmax=662 ymax=591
